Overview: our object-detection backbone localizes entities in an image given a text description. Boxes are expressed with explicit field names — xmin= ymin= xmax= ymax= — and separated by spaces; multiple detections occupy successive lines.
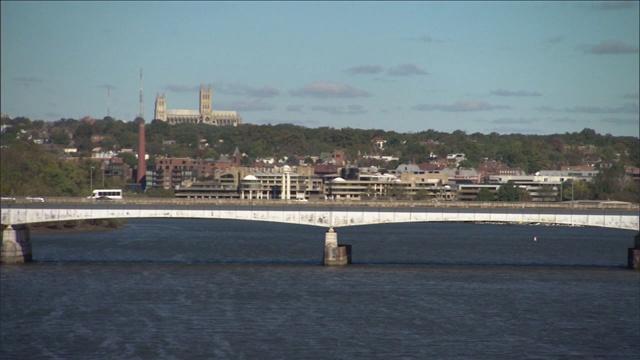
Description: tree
xmin=613 ymin=181 xmax=640 ymax=203
xmin=413 ymin=189 xmax=430 ymax=200
xmin=536 ymin=184 xmax=557 ymax=202
xmin=590 ymin=164 xmax=625 ymax=200
xmin=497 ymin=181 xmax=524 ymax=202
xmin=525 ymin=149 xmax=544 ymax=174
xmin=475 ymin=188 xmax=495 ymax=201
xmin=119 ymin=152 xmax=137 ymax=167
xmin=144 ymin=187 xmax=175 ymax=198
xmin=50 ymin=128 xmax=71 ymax=145
xmin=73 ymin=121 xmax=95 ymax=151
xmin=572 ymin=180 xmax=591 ymax=200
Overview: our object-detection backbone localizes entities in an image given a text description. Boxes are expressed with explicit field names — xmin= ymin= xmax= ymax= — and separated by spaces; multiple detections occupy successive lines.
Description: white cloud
xmin=579 ymin=40 xmax=639 ymax=54
xmin=387 ymin=63 xmax=428 ymax=76
xmin=311 ymin=104 xmax=367 ymax=115
xmin=484 ymin=126 xmax=544 ymax=135
xmin=414 ymin=100 xmax=511 ymax=112
xmin=286 ymin=105 xmax=304 ymax=112
xmin=219 ymin=100 xmax=275 ymax=111
xmin=291 ymin=82 xmax=372 ymax=99
xmin=12 ymin=76 xmax=42 ymax=87
xmin=490 ymin=117 xmax=539 ymax=124
xmin=590 ymin=1 xmax=636 ymax=10
xmin=492 ymin=89 xmax=542 ymax=97
xmin=544 ymin=36 xmax=564 ymax=44
xmin=601 ymin=117 xmax=639 ymax=125
xmin=164 ymin=84 xmax=200 ymax=93
xmin=346 ymin=65 xmax=384 ymax=74
xmin=534 ymin=103 xmax=639 ymax=114
xmin=217 ymin=83 xmax=279 ymax=98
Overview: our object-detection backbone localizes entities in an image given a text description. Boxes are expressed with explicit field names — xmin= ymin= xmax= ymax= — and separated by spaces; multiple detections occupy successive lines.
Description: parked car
xmin=25 ymin=196 xmax=45 ymax=202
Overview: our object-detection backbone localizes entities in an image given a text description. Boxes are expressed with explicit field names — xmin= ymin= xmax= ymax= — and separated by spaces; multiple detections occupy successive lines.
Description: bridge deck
xmin=2 ymin=203 xmax=638 ymax=231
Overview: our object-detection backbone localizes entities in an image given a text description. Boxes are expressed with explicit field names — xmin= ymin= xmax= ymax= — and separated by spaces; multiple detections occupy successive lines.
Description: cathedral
xmin=154 ymin=85 xmax=243 ymax=126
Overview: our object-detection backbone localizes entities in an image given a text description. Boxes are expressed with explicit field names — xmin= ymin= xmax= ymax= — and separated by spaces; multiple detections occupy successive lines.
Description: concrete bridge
xmin=1 ymin=203 xmax=639 ymax=230
xmin=2 ymin=202 xmax=639 ymax=266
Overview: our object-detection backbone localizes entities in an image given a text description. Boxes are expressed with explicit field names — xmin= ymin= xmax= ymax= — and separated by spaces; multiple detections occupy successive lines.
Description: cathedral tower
xmin=154 ymin=93 xmax=167 ymax=121
xmin=199 ymin=85 xmax=212 ymax=116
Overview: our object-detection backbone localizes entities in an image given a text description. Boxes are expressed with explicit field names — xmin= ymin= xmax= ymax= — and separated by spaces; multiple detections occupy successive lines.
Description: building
xmin=175 ymin=165 xmax=322 ymax=200
xmin=175 ymin=181 xmax=240 ymax=200
xmin=154 ymin=85 xmax=242 ymax=126
xmin=372 ymin=136 xmax=386 ymax=149
xmin=325 ymin=168 xmax=453 ymax=201
xmin=487 ymin=175 xmax=562 ymax=202
xmin=154 ymin=157 xmax=216 ymax=189
xmin=457 ymin=184 xmax=500 ymax=201
xmin=537 ymin=167 xmax=598 ymax=182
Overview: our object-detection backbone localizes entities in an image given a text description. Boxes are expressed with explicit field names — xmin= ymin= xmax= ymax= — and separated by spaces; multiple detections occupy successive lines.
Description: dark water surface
xmin=2 ymin=219 xmax=639 ymax=359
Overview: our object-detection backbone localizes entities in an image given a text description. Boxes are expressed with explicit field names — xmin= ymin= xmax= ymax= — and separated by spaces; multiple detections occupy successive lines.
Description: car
xmin=1 ymin=196 xmax=16 ymax=203
xmin=26 ymin=196 xmax=45 ymax=202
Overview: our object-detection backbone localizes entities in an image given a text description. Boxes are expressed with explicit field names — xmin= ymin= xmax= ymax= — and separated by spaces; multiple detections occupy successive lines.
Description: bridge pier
xmin=323 ymin=227 xmax=351 ymax=266
xmin=1 ymin=226 xmax=32 ymax=264
xmin=627 ymin=233 xmax=640 ymax=270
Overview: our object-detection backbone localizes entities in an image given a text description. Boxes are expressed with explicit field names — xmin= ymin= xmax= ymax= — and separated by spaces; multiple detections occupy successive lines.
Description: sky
xmin=2 ymin=1 xmax=639 ymax=136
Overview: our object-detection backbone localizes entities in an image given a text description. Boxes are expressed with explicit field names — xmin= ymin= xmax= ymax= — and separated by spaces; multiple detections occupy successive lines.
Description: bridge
xmin=1 ymin=203 xmax=639 ymax=230
xmin=2 ymin=201 xmax=639 ymax=266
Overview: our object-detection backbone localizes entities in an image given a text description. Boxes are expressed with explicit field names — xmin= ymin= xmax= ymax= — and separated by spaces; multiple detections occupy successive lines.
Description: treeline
xmin=0 ymin=141 xmax=126 ymax=197
xmin=1 ymin=116 xmax=639 ymax=202
xmin=2 ymin=116 xmax=638 ymax=172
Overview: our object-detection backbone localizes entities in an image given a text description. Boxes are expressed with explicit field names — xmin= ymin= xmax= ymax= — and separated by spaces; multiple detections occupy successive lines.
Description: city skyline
xmin=1 ymin=1 xmax=638 ymax=136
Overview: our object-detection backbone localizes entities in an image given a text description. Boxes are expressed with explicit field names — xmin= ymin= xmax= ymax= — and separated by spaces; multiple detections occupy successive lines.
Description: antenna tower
xmin=107 ymin=85 xmax=111 ymax=117
xmin=139 ymin=68 xmax=144 ymax=119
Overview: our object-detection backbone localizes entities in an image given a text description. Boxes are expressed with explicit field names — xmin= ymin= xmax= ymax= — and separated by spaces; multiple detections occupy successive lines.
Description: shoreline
xmin=25 ymin=219 xmax=128 ymax=235
xmin=29 ymin=224 xmax=125 ymax=235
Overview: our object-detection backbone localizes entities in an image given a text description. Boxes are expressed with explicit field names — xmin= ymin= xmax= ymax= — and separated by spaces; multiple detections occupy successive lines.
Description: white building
xmin=487 ymin=175 xmax=563 ymax=202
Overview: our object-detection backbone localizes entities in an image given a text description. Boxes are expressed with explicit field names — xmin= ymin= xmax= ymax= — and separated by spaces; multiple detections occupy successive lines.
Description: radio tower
xmin=138 ymin=68 xmax=144 ymax=119
xmin=137 ymin=68 xmax=146 ymax=187
xmin=107 ymin=85 xmax=111 ymax=117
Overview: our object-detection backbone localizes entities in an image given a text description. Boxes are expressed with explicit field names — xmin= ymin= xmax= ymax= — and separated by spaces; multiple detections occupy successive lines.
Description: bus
xmin=87 ymin=189 xmax=123 ymax=200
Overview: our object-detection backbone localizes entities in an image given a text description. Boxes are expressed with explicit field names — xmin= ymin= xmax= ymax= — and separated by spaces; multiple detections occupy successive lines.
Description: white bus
xmin=87 ymin=189 xmax=123 ymax=200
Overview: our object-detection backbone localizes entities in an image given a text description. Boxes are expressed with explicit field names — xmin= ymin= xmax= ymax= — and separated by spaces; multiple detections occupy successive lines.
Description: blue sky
xmin=2 ymin=1 xmax=638 ymax=136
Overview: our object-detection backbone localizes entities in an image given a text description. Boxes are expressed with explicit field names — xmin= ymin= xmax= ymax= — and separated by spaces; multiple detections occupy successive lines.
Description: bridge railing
xmin=4 ymin=197 xmax=638 ymax=211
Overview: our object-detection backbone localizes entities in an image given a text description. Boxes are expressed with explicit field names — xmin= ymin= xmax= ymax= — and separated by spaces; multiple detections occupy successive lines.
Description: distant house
xmin=446 ymin=153 xmax=466 ymax=163
xmin=626 ymin=166 xmax=640 ymax=183
xmin=333 ymin=150 xmax=345 ymax=166
xmin=372 ymin=136 xmax=386 ymax=149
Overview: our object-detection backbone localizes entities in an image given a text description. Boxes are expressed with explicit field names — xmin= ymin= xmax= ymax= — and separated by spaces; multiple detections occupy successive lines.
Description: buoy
xmin=533 ymin=236 xmax=537 ymax=241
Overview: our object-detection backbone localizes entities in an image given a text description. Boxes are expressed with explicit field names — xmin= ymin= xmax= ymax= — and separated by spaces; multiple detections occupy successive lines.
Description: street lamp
xmin=90 ymin=165 xmax=94 ymax=192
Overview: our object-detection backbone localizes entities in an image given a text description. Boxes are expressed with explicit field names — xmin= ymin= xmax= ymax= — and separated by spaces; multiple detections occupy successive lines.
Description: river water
xmin=1 ymin=219 xmax=639 ymax=359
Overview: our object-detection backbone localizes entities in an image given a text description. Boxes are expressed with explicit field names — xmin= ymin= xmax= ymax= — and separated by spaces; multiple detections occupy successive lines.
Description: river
xmin=1 ymin=219 xmax=639 ymax=359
